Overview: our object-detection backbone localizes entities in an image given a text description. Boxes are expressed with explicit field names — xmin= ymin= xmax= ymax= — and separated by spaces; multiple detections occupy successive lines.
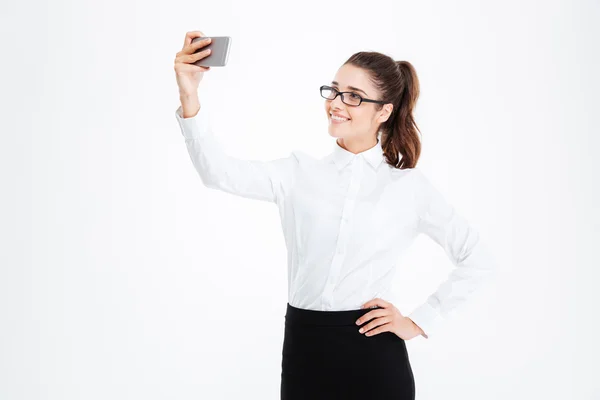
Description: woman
xmin=173 ymin=31 xmax=496 ymax=400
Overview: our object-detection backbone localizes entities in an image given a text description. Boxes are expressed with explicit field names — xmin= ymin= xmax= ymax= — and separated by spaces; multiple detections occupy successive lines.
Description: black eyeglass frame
xmin=320 ymin=85 xmax=388 ymax=107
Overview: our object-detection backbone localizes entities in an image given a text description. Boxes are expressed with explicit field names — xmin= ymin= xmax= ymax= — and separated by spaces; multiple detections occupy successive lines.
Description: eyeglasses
xmin=320 ymin=85 xmax=387 ymax=107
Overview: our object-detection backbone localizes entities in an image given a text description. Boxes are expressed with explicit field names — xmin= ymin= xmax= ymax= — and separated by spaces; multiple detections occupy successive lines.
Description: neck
xmin=336 ymin=136 xmax=378 ymax=155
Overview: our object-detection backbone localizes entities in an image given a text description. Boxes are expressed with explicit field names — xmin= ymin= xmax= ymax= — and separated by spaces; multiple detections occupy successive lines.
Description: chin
xmin=327 ymin=128 xmax=345 ymax=139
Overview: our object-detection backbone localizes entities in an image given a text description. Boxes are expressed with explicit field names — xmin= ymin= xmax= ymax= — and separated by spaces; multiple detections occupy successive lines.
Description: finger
xmin=188 ymin=37 xmax=212 ymax=54
xmin=178 ymin=37 xmax=211 ymax=57
xmin=176 ymin=48 xmax=211 ymax=65
xmin=364 ymin=322 xmax=392 ymax=337
xmin=182 ymin=30 xmax=206 ymax=49
xmin=360 ymin=318 xmax=392 ymax=335
xmin=355 ymin=309 xmax=388 ymax=325
xmin=189 ymin=48 xmax=212 ymax=62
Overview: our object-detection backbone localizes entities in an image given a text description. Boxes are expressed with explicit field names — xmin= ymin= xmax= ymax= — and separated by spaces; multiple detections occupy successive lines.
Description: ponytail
xmin=382 ymin=60 xmax=421 ymax=169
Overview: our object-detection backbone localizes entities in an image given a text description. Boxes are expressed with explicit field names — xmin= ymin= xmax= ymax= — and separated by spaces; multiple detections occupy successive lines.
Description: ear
xmin=377 ymin=103 xmax=394 ymax=124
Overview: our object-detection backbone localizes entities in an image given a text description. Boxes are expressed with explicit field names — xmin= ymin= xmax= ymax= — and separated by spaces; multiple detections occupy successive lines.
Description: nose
xmin=330 ymin=92 xmax=346 ymax=109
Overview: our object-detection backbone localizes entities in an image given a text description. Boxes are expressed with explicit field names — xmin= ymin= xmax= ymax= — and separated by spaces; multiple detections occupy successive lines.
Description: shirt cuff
xmin=175 ymin=105 xmax=211 ymax=140
xmin=407 ymin=301 xmax=444 ymax=339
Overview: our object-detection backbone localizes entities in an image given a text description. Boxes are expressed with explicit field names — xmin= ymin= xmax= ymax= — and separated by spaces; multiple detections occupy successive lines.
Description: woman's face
xmin=325 ymin=64 xmax=392 ymax=144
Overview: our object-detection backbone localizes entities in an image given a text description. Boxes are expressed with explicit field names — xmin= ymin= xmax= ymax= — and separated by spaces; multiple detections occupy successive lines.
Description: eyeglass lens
xmin=321 ymin=86 xmax=362 ymax=106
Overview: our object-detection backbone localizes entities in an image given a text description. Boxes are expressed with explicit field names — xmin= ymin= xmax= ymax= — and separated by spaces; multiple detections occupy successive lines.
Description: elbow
xmin=200 ymin=175 xmax=220 ymax=190
xmin=194 ymin=167 xmax=225 ymax=191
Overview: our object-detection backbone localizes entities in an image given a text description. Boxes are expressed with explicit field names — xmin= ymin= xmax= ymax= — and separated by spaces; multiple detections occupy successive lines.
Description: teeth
xmin=331 ymin=115 xmax=349 ymax=121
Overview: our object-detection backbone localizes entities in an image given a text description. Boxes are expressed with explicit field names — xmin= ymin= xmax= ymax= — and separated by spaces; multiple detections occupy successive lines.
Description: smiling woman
xmin=174 ymin=32 xmax=496 ymax=400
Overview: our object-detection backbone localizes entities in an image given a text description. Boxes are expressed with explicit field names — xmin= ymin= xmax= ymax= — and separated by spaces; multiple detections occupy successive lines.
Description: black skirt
xmin=280 ymin=302 xmax=415 ymax=400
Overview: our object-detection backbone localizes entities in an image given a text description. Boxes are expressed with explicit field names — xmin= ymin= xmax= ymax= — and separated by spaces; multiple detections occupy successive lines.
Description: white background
xmin=1 ymin=0 xmax=599 ymax=399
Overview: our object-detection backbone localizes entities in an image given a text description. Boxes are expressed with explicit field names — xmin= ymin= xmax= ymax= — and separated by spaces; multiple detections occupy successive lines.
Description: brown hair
xmin=343 ymin=52 xmax=421 ymax=169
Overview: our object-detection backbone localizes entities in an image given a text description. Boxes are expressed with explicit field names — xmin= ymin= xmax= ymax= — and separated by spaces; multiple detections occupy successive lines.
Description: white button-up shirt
xmin=175 ymin=105 xmax=496 ymax=338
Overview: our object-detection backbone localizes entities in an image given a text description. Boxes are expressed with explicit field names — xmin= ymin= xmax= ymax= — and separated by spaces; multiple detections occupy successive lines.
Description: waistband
xmin=285 ymin=302 xmax=384 ymax=327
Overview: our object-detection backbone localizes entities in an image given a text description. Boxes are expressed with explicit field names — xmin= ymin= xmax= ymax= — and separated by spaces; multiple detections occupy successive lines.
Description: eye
xmin=332 ymin=87 xmax=360 ymax=98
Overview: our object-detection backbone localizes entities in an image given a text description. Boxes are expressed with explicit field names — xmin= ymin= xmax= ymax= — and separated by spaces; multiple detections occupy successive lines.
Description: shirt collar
xmin=330 ymin=138 xmax=385 ymax=171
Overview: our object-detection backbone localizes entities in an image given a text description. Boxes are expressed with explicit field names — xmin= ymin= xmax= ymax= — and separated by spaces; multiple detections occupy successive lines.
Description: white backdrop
xmin=1 ymin=0 xmax=599 ymax=399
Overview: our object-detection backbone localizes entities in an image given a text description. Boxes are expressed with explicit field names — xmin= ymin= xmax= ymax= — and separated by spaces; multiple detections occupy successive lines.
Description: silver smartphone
xmin=191 ymin=36 xmax=231 ymax=67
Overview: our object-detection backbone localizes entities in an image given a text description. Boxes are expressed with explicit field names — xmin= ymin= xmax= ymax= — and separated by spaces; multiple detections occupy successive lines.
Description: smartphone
xmin=191 ymin=36 xmax=231 ymax=67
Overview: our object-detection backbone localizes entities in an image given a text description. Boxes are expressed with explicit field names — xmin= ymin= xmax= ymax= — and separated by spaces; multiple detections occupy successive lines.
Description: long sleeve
xmin=407 ymin=168 xmax=496 ymax=339
xmin=175 ymin=105 xmax=297 ymax=203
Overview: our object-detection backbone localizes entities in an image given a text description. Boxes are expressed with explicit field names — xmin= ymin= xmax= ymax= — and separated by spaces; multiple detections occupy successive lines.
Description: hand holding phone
xmin=191 ymin=36 xmax=231 ymax=67
xmin=174 ymin=31 xmax=231 ymax=97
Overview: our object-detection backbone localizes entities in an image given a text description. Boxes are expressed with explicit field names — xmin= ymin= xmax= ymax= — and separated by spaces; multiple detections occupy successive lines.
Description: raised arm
xmin=406 ymin=168 xmax=496 ymax=339
xmin=175 ymin=102 xmax=297 ymax=204
xmin=173 ymin=30 xmax=296 ymax=204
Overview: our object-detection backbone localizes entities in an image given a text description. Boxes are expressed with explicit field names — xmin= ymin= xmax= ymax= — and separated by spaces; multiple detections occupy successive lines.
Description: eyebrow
xmin=330 ymin=81 xmax=368 ymax=96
